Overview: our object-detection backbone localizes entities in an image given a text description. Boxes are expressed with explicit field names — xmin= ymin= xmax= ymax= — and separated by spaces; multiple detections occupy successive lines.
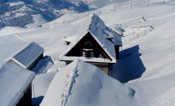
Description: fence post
xmin=144 ymin=31 xmax=146 ymax=36
xmin=114 ymin=6 xmax=116 ymax=12
xmin=33 ymin=83 xmax=35 ymax=98
xmin=147 ymin=0 xmax=150 ymax=6
xmin=131 ymin=3 xmax=133 ymax=9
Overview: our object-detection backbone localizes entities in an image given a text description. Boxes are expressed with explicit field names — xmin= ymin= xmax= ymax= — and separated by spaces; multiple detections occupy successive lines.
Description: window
xmin=98 ymin=53 xmax=103 ymax=58
xmin=82 ymin=41 xmax=95 ymax=58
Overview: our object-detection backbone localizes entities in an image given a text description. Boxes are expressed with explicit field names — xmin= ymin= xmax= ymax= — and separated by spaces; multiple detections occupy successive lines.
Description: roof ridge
xmin=59 ymin=64 xmax=79 ymax=106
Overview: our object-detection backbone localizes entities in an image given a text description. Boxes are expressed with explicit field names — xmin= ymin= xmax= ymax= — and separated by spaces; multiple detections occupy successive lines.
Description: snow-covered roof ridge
xmin=88 ymin=14 xmax=122 ymax=45
xmin=40 ymin=59 xmax=136 ymax=106
xmin=88 ymin=14 xmax=113 ymax=39
xmin=60 ymin=61 xmax=78 ymax=106
xmin=0 ymin=62 xmax=35 ymax=106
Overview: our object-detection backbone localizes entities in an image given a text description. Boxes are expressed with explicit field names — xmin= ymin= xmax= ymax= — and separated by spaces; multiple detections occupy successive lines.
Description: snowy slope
xmin=36 ymin=3 xmax=175 ymax=106
xmin=40 ymin=59 xmax=136 ymax=106
xmin=0 ymin=0 xmax=132 ymax=29
xmin=1 ymin=0 xmax=175 ymax=106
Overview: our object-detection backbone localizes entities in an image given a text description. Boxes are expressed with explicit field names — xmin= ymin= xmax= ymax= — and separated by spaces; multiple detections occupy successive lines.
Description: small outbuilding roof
xmin=11 ymin=42 xmax=44 ymax=69
xmin=60 ymin=14 xmax=122 ymax=63
xmin=0 ymin=62 xmax=35 ymax=106
xmin=0 ymin=35 xmax=44 ymax=69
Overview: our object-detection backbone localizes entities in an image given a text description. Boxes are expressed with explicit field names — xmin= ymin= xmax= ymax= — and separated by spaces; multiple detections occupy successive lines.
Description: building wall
xmin=9 ymin=59 xmax=22 ymax=67
xmin=16 ymin=84 xmax=32 ymax=106
xmin=27 ymin=53 xmax=43 ymax=70
xmin=65 ymin=32 xmax=112 ymax=61
xmin=66 ymin=61 xmax=109 ymax=75
xmin=94 ymin=64 xmax=109 ymax=75
xmin=115 ymin=45 xmax=120 ymax=60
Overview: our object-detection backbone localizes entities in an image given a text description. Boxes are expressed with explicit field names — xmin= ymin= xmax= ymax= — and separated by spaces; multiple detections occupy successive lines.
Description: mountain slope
xmin=0 ymin=0 xmax=90 ymax=29
xmin=0 ymin=0 xmax=130 ymax=29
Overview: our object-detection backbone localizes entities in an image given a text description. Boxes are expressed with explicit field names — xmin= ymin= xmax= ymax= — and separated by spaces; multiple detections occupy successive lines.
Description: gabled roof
xmin=64 ymin=14 xmax=122 ymax=46
xmin=40 ymin=59 xmax=135 ymax=106
xmin=11 ymin=42 xmax=44 ymax=69
xmin=60 ymin=14 xmax=121 ymax=63
xmin=0 ymin=62 xmax=35 ymax=106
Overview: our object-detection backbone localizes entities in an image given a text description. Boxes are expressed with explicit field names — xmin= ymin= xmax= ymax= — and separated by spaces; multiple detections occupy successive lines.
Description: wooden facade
xmin=65 ymin=61 xmax=110 ymax=75
xmin=66 ymin=32 xmax=112 ymax=61
xmin=63 ymin=32 xmax=116 ymax=74
xmin=115 ymin=45 xmax=120 ymax=60
xmin=16 ymin=84 xmax=32 ymax=106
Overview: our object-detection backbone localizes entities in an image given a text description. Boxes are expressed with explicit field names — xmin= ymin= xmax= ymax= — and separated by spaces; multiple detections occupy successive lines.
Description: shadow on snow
xmin=32 ymin=96 xmax=44 ymax=106
xmin=32 ymin=56 xmax=54 ymax=74
xmin=110 ymin=45 xmax=146 ymax=83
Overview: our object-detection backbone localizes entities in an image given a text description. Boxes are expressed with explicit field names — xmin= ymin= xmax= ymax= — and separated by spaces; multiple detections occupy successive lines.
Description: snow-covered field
xmin=1 ymin=0 xmax=175 ymax=106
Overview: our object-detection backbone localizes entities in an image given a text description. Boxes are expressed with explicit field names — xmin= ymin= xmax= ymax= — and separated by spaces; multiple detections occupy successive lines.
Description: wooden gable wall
xmin=65 ymin=32 xmax=112 ymax=61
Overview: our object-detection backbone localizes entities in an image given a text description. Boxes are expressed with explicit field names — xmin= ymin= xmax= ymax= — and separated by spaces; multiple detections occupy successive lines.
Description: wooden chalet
xmin=59 ymin=14 xmax=122 ymax=74
xmin=0 ymin=62 xmax=35 ymax=106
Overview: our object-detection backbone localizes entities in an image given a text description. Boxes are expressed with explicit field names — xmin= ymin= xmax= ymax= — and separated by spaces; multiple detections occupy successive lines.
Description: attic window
xmin=81 ymin=41 xmax=95 ymax=58
xmin=107 ymin=38 xmax=114 ymax=43
xmin=65 ymin=41 xmax=70 ymax=46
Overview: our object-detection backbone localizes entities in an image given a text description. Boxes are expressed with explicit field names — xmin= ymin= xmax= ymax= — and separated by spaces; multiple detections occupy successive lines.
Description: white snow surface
xmin=0 ymin=35 xmax=30 ymax=62
xmin=40 ymin=59 xmax=136 ymax=106
xmin=0 ymin=62 xmax=35 ymax=106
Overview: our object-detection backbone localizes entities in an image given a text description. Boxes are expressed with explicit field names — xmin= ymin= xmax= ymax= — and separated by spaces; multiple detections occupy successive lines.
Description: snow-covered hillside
xmin=0 ymin=0 xmax=89 ymax=29
xmin=0 ymin=0 xmax=131 ymax=29
xmin=1 ymin=0 xmax=175 ymax=106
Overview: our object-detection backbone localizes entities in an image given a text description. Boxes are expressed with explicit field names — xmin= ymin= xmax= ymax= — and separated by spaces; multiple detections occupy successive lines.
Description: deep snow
xmin=1 ymin=0 xmax=175 ymax=106
xmin=40 ymin=59 xmax=136 ymax=106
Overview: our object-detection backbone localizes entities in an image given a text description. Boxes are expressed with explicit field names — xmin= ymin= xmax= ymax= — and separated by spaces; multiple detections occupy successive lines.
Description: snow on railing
xmin=123 ymin=25 xmax=154 ymax=43
xmin=115 ymin=17 xmax=146 ymax=29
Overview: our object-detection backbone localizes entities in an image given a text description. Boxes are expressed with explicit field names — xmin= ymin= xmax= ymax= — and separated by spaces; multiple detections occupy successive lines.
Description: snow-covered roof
xmin=11 ymin=42 xmax=44 ymax=69
xmin=40 ymin=59 xmax=136 ymax=106
xmin=0 ymin=62 xmax=35 ymax=106
xmin=0 ymin=35 xmax=30 ymax=62
xmin=60 ymin=14 xmax=122 ymax=63
xmin=0 ymin=35 xmax=44 ymax=68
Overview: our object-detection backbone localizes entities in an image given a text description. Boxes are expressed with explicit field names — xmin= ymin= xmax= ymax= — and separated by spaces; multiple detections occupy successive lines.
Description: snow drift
xmin=40 ymin=59 xmax=136 ymax=106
